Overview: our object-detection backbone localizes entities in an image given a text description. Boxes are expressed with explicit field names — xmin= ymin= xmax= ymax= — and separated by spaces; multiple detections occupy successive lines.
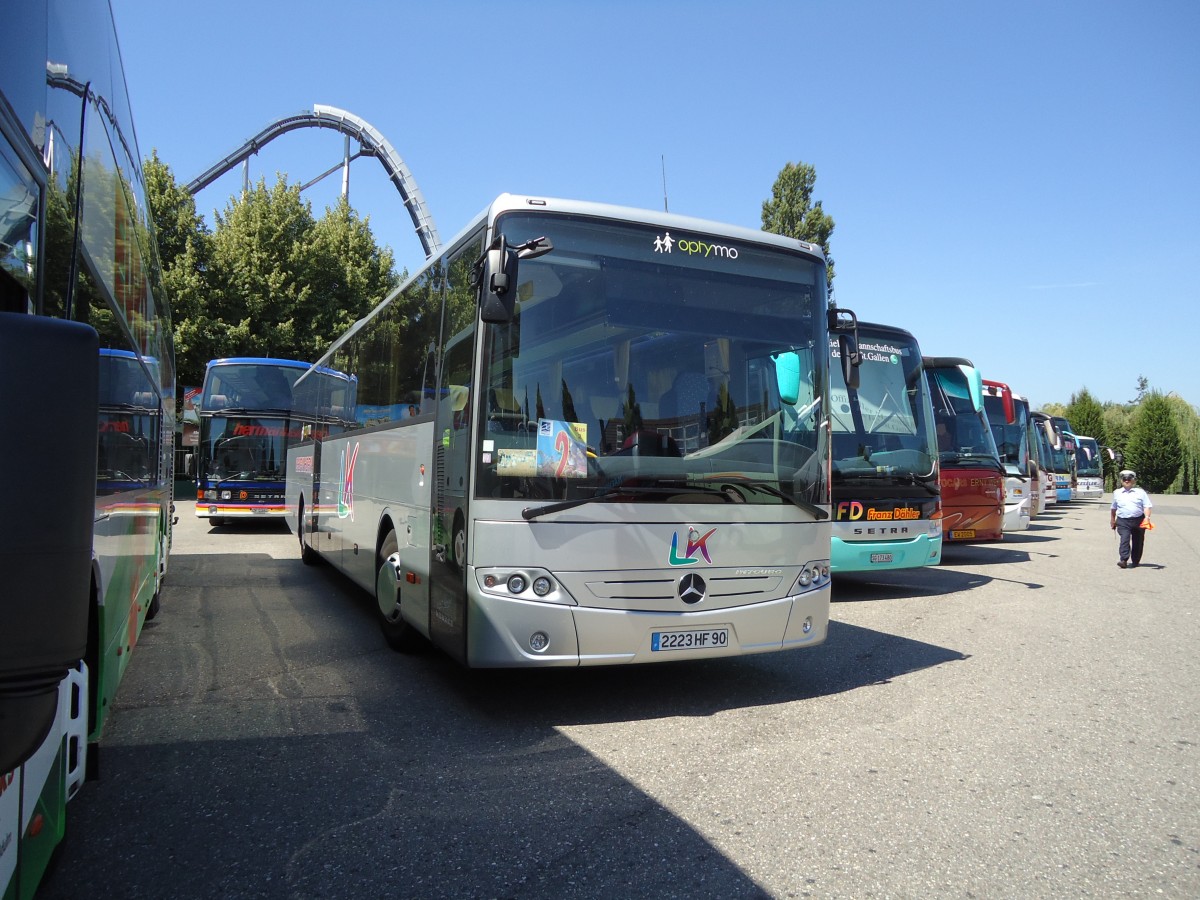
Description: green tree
xmin=1039 ymin=401 xmax=1067 ymax=418
xmin=1125 ymin=392 xmax=1183 ymax=492
xmin=146 ymin=161 xmax=402 ymax=393
xmin=144 ymin=152 xmax=215 ymax=389
xmin=1132 ymin=374 xmax=1149 ymax=404
xmin=298 ymin=196 xmax=400 ymax=362
xmin=1163 ymin=394 xmax=1200 ymax=495
xmin=761 ymin=161 xmax=836 ymax=288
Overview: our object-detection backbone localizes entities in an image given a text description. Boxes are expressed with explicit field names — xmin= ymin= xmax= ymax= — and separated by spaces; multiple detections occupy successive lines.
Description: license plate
xmin=870 ymin=552 xmax=893 ymax=564
xmin=951 ymin=529 xmax=976 ymax=539
xmin=651 ymin=628 xmax=730 ymax=652
xmin=252 ymin=507 xmax=267 ymax=515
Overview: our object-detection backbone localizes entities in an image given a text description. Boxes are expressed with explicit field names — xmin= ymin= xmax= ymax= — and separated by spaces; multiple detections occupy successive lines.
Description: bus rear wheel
xmin=377 ymin=530 xmax=421 ymax=652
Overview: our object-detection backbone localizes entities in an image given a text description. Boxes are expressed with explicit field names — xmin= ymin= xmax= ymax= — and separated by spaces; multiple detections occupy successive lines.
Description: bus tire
xmin=452 ymin=514 xmax=466 ymax=570
xmin=146 ymin=588 xmax=161 ymax=620
xmin=298 ymin=499 xmax=319 ymax=566
xmin=377 ymin=530 xmax=421 ymax=652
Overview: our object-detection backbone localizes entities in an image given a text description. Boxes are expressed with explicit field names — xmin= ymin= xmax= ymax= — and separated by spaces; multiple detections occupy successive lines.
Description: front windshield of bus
xmin=829 ymin=328 xmax=936 ymax=489
xmin=984 ymin=392 xmax=1030 ymax=476
xmin=473 ymin=213 xmax=828 ymax=511
xmin=1075 ymin=437 xmax=1102 ymax=477
xmin=199 ymin=362 xmax=303 ymax=482
xmin=926 ymin=366 xmax=1003 ymax=471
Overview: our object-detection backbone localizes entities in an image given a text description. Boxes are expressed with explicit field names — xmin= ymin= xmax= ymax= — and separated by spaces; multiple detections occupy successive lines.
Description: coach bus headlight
xmin=220 ymin=490 xmax=232 ymax=501
xmin=790 ymin=560 xmax=832 ymax=595
xmin=477 ymin=568 xmax=573 ymax=604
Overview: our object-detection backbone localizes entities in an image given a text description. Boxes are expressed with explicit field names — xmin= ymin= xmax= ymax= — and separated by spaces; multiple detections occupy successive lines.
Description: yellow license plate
xmin=951 ymin=529 xmax=976 ymax=539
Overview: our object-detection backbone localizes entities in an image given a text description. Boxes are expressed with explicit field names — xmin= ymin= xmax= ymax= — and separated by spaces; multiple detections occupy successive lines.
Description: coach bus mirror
xmin=827 ymin=305 xmax=858 ymax=334
xmin=773 ymin=351 xmax=801 ymax=405
xmin=480 ymin=235 xmax=519 ymax=323
xmin=0 ymin=313 xmax=97 ymax=774
xmin=838 ymin=334 xmax=861 ymax=390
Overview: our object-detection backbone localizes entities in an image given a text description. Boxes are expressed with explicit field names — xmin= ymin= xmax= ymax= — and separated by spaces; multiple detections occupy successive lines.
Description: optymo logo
xmin=654 ymin=231 xmax=739 ymax=260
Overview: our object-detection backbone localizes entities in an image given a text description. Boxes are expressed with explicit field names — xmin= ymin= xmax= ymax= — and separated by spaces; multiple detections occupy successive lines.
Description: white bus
xmin=286 ymin=195 xmax=852 ymax=666
xmin=1073 ymin=435 xmax=1104 ymax=500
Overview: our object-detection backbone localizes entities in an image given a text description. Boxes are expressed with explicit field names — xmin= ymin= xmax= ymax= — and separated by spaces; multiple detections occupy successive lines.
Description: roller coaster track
xmin=185 ymin=104 xmax=440 ymax=258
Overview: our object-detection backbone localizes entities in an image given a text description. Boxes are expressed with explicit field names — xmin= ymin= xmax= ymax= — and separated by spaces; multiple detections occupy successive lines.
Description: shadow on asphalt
xmin=42 ymin=547 xmax=967 ymax=899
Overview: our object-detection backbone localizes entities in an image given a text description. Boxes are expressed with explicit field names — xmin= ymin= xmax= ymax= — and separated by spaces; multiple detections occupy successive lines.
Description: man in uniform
xmin=1110 ymin=469 xmax=1153 ymax=568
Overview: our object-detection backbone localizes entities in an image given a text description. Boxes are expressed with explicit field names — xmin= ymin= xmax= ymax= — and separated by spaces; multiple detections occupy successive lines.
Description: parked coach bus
xmin=1 ymin=2 xmax=175 ymax=896
xmin=195 ymin=358 xmax=356 ymax=524
xmin=1073 ymin=435 xmax=1104 ymax=500
xmin=982 ymin=379 xmax=1036 ymax=530
xmin=1017 ymin=394 xmax=1045 ymax=518
xmin=829 ymin=322 xmax=941 ymax=571
xmin=287 ymin=194 xmax=855 ymax=666
xmin=1029 ymin=411 xmax=1058 ymax=509
xmin=923 ymin=357 xmax=1005 ymax=542
xmin=1047 ymin=415 xmax=1078 ymax=501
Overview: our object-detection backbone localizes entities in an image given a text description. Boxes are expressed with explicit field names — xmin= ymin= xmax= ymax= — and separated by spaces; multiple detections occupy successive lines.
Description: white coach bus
xmin=286 ymin=195 xmax=856 ymax=667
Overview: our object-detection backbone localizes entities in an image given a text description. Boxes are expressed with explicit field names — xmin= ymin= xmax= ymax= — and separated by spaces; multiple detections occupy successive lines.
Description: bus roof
xmin=483 ymin=194 xmax=827 ymax=260
xmin=205 ymin=357 xmax=312 ymax=370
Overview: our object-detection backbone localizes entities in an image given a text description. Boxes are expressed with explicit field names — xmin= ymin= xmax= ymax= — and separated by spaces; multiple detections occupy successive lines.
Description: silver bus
xmin=286 ymin=195 xmax=852 ymax=667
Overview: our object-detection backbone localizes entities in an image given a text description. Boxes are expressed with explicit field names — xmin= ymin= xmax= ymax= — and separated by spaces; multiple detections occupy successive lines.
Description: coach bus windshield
xmin=828 ymin=328 xmax=937 ymax=492
xmin=1075 ymin=436 xmax=1101 ymax=478
xmin=984 ymin=391 xmax=1030 ymax=477
xmin=926 ymin=366 xmax=1004 ymax=472
xmin=472 ymin=213 xmax=828 ymax=512
xmin=199 ymin=361 xmax=303 ymax=481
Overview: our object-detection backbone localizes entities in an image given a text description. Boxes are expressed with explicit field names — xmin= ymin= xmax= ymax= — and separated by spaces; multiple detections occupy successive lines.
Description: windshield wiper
xmin=522 ymin=484 xmax=720 ymax=520
xmin=734 ymin=481 xmax=829 ymax=519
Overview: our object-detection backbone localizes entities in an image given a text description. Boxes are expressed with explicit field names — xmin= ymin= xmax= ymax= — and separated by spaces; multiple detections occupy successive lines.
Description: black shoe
xmin=1130 ymin=562 xmax=1139 ymax=568
xmin=1118 ymin=560 xmax=1127 ymax=568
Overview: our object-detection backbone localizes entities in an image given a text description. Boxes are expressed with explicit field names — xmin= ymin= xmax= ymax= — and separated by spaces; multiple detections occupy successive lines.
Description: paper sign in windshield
xmin=537 ymin=419 xmax=588 ymax=478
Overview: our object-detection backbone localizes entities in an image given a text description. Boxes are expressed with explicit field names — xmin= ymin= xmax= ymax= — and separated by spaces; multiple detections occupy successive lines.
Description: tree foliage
xmin=145 ymin=162 xmax=400 ymax=391
xmin=761 ymin=161 xmax=836 ymax=287
xmin=1125 ymin=392 xmax=1183 ymax=492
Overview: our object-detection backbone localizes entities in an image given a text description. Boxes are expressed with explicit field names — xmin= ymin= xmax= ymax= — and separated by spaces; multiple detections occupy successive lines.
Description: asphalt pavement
xmin=39 ymin=493 xmax=1200 ymax=898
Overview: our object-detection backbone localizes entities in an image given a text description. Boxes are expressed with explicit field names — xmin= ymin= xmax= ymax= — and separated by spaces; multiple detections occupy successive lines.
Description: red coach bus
xmin=923 ymin=357 xmax=1005 ymax=543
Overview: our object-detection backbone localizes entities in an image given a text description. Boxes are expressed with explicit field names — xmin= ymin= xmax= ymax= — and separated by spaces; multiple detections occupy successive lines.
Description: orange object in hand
xmin=1140 ymin=520 xmax=1155 ymax=530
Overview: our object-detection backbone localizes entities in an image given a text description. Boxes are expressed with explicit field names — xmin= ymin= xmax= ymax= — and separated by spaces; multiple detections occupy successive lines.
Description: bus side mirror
xmin=480 ymin=236 xmax=519 ymax=324
xmin=839 ymin=334 xmax=861 ymax=390
xmin=774 ymin=351 xmax=801 ymax=405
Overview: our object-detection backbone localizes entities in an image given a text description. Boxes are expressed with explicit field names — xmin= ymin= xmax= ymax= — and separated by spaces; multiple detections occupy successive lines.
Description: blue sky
xmin=113 ymin=0 xmax=1199 ymax=410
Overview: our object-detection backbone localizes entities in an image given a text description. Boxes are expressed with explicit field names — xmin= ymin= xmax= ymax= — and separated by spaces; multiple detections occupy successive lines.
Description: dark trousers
xmin=1116 ymin=515 xmax=1146 ymax=565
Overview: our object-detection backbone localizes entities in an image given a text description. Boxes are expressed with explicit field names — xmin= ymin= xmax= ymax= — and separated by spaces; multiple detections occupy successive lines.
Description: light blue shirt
xmin=1111 ymin=486 xmax=1152 ymax=518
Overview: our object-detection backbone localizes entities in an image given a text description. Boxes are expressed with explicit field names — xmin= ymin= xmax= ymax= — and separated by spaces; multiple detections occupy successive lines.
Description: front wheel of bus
xmin=377 ymin=530 xmax=421 ymax=652
xmin=298 ymin=499 xmax=318 ymax=566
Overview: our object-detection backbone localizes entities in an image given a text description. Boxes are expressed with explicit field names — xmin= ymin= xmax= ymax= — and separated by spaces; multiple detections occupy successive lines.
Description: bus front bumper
xmin=464 ymin=589 xmax=830 ymax=667
xmin=831 ymin=533 xmax=941 ymax=572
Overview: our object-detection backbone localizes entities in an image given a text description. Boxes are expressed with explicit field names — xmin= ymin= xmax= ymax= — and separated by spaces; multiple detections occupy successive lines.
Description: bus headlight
xmin=791 ymin=560 xmax=832 ymax=595
xmin=477 ymin=568 xmax=574 ymax=605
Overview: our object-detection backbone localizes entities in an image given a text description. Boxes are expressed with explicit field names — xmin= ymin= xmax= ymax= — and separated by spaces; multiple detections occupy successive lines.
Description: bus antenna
xmin=661 ymin=155 xmax=669 ymax=212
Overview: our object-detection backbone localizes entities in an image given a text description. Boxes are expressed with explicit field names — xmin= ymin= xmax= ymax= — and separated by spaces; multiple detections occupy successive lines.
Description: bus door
xmin=428 ymin=329 xmax=475 ymax=662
